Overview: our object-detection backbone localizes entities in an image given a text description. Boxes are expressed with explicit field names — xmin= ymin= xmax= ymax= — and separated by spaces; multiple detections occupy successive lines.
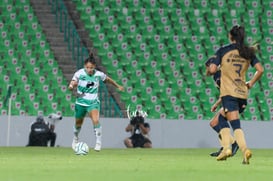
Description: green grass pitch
xmin=0 ymin=147 xmax=273 ymax=181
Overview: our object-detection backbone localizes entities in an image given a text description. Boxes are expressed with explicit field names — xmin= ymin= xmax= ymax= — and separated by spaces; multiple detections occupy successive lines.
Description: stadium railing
xmin=47 ymin=0 xmax=123 ymax=117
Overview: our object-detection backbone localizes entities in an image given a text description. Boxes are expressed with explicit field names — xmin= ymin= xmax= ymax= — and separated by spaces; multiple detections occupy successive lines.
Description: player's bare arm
xmin=211 ymin=98 xmax=222 ymax=112
xmin=105 ymin=76 xmax=125 ymax=91
xmin=246 ymin=62 xmax=264 ymax=89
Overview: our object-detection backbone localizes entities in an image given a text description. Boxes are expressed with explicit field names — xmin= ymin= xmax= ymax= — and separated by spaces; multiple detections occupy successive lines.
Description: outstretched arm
xmin=105 ymin=76 xmax=124 ymax=91
xmin=211 ymin=97 xmax=222 ymax=112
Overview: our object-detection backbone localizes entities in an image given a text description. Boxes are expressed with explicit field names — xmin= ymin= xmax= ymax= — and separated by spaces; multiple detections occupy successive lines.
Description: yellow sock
xmin=217 ymin=133 xmax=223 ymax=147
xmin=229 ymin=135 xmax=235 ymax=144
xmin=234 ymin=129 xmax=247 ymax=152
xmin=219 ymin=128 xmax=231 ymax=150
xmin=218 ymin=137 xmax=223 ymax=147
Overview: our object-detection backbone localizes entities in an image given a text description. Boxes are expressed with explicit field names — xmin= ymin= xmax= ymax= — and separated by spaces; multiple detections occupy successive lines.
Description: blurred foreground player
xmin=207 ymin=25 xmax=263 ymax=164
xmin=205 ymin=57 xmax=239 ymax=157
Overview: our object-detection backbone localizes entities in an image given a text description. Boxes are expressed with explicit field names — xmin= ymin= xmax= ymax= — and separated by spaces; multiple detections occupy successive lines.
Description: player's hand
xmin=211 ymin=104 xmax=217 ymax=112
xmin=117 ymin=85 xmax=125 ymax=92
xmin=68 ymin=81 xmax=78 ymax=90
xmin=246 ymin=81 xmax=253 ymax=89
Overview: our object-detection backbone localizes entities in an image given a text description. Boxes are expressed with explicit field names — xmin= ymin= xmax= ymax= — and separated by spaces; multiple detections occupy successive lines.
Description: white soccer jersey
xmin=72 ymin=68 xmax=107 ymax=106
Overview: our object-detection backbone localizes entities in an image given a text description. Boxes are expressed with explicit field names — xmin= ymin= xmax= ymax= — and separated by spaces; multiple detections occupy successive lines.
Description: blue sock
xmin=219 ymin=114 xmax=229 ymax=128
xmin=212 ymin=124 xmax=221 ymax=133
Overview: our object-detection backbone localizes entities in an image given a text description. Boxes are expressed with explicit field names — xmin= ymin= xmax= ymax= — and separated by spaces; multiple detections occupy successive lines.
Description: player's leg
xmin=219 ymin=96 xmax=251 ymax=164
xmin=227 ymin=111 xmax=251 ymax=164
xmin=218 ymin=108 xmax=239 ymax=156
xmin=229 ymin=118 xmax=251 ymax=164
xmin=217 ymin=96 xmax=239 ymax=161
xmin=209 ymin=110 xmax=223 ymax=156
xmin=231 ymin=99 xmax=252 ymax=164
xmin=216 ymin=113 xmax=232 ymax=160
xmin=88 ymin=108 xmax=102 ymax=151
xmin=87 ymin=100 xmax=102 ymax=151
xmin=72 ymin=104 xmax=86 ymax=150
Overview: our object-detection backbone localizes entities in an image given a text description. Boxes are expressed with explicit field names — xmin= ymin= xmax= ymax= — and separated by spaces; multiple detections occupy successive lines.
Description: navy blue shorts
xmin=221 ymin=95 xmax=247 ymax=113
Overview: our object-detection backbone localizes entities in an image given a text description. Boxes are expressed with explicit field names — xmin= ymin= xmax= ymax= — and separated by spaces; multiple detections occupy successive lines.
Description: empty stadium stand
xmin=0 ymin=0 xmax=272 ymax=121
xmin=69 ymin=0 xmax=272 ymax=120
xmin=0 ymin=0 xmax=75 ymax=116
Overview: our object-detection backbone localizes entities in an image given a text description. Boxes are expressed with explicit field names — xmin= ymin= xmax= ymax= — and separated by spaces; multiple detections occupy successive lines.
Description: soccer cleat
xmin=242 ymin=149 xmax=252 ymax=165
xmin=231 ymin=142 xmax=239 ymax=156
xmin=94 ymin=142 xmax=101 ymax=152
xmin=72 ymin=136 xmax=79 ymax=151
xmin=210 ymin=147 xmax=223 ymax=157
xmin=216 ymin=148 xmax=232 ymax=161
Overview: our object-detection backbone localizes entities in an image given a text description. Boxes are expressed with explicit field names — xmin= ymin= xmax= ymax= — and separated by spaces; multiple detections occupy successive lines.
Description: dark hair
xmin=84 ymin=53 xmax=96 ymax=65
xmin=36 ymin=115 xmax=44 ymax=122
xmin=229 ymin=25 xmax=255 ymax=60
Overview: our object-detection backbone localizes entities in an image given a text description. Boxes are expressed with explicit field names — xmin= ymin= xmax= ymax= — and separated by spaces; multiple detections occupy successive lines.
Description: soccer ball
xmin=74 ymin=142 xmax=89 ymax=155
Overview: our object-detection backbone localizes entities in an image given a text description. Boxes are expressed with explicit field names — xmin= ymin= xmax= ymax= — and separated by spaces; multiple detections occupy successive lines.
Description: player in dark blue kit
xmin=205 ymin=57 xmax=239 ymax=157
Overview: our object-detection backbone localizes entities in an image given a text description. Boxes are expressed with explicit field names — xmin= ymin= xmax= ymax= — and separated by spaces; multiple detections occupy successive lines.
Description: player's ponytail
xmin=229 ymin=25 xmax=255 ymax=60
xmin=84 ymin=53 xmax=96 ymax=65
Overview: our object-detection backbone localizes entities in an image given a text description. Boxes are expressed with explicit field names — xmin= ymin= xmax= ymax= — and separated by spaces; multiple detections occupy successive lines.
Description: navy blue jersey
xmin=213 ymin=44 xmax=259 ymax=67
xmin=213 ymin=71 xmax=221 ymax=89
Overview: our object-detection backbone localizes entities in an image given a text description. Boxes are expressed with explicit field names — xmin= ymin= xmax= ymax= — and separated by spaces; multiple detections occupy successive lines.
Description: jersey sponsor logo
xmin=234 ymin=88 xmax=246 ymax=95
xmin=233 ymin=78 xmax=245 ymax=87
xmin=86 ymin=82 xmax=95 ymax=88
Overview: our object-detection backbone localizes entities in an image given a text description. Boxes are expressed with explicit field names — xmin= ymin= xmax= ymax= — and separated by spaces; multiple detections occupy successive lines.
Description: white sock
xmin=94 ymin=126 xmax=102 ymax=144
xmin=73 ymin=126 xmax=81 ymax=138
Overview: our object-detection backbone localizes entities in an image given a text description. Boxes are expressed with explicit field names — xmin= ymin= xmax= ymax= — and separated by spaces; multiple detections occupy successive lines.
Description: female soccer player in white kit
xmin=68 ymin=54 xmax=124 ymax=151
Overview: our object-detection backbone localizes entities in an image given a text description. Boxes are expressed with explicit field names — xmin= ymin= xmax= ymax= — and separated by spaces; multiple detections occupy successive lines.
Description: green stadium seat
xmin=151 ymin=78 xmax=166 ymax=94
xmin=169 ymin=8 xmax=182 ymax=22
xmin=176 ymin=0 xmax=194 ymax=10
xmin=261 ymin=108 xmax=273 ymax=121
xmin=184 ymin=105 xmax=203 ymax=120
xmin=210 ymin=0 xmax=228 ymax=13
xmin=222 ymin=9 xmax=242 ymax=28
xmin=193 ymin=0 xmax=211 ymax=9
xmin=70 ymin=0 xmax=272 ymax=119
xmin=206 ymin=9 xmax=225 ymax=27
xmin=249 ymin=107 xmax=263 ymax=120
xmin=0 ymin=0 xmax=74 ymax=116
xmin=244 ymin=0 xmax=263 ymax=12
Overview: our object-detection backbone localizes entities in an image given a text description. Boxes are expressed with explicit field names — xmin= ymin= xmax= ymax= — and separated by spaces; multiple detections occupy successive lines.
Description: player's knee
xmin=219 ymin=114 xmax=229 ymax=128
xmin=230 ymin=119 xmax=241 ymax=130
xmin=209 ymin=120 xmax=218 ymax=127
